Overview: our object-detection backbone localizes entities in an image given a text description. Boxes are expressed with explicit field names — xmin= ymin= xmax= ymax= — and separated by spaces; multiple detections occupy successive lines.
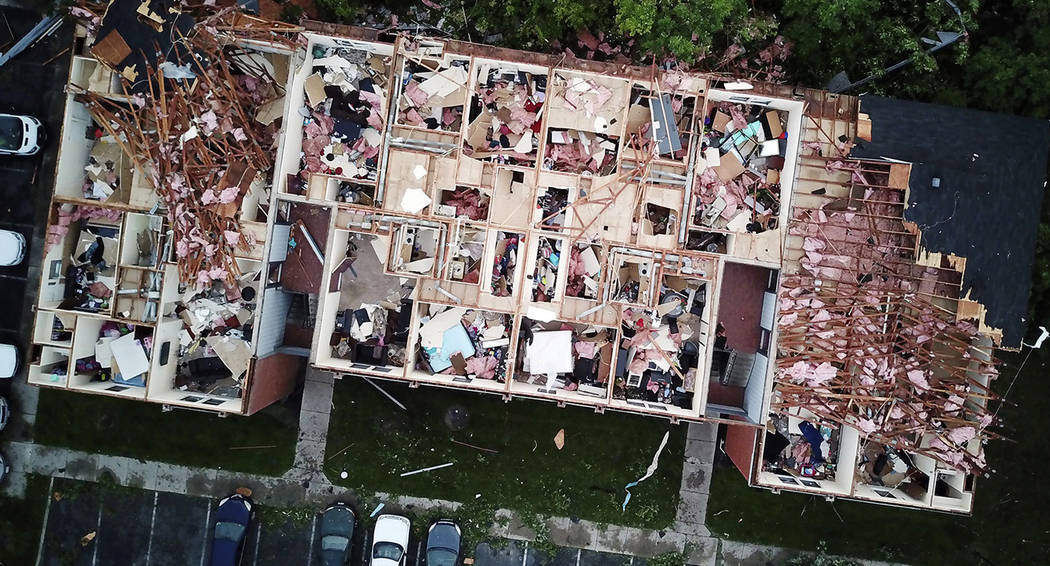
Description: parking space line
xmin=521 ymin=541 xmax=529 ymax=566
xmin=251 ymin=521 xmax=261 ymax=566
xmin=91 ymin=501 xmax=103 ymax=566
xmin=200 ymin=501 xmax=212 ymax=566
xmin=306 ymin=514 xmax=317 ymax=566
xmin=576 ymin=548 xmax=582 ymax=566
xmin=33 ymin=476 xmax=55 ymax=566
xmin=415 ymin=540 xmax=423 ymax=566
xmin=145 ymin=491 xmax=159 ymax=565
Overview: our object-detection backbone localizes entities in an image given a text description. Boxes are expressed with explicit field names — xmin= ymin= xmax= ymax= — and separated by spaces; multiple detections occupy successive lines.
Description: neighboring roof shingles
xmin=853 ymin=95 xmax=1050 ymax=347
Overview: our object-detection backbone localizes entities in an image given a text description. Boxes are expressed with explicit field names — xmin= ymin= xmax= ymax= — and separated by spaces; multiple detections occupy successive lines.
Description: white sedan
xmin=0 ymin=230 xmax=26 ymax=266
xmin=370 ymin=514 xmax=411 ymax=566
xmin=0 ymin=114 xmax=43 ymax=156
xmin=0 ymin=344 xmax=18 ymax=379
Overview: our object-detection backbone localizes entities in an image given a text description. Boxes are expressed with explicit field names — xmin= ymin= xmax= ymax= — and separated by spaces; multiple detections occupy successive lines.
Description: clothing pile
xmin=299 ymin=46 xmax=390 ymax=182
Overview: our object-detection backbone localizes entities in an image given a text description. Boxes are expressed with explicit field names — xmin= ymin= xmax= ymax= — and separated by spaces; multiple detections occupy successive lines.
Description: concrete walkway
xmin=675 ymin=421 xmax=716 ymax=539
xmin=286 ymin=368 xmax=335 ymax=493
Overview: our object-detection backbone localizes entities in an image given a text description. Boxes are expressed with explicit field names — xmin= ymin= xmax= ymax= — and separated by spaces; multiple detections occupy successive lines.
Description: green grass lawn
xmin=325 ymin=378 xmax=685 ymax=532
xmin=0 ymin=474 xmax=50 ymax=564
xmin=34 ymin=388 xmax=299 ymax=476
xmin=707 ymin=351 xmax=1050 ymax=565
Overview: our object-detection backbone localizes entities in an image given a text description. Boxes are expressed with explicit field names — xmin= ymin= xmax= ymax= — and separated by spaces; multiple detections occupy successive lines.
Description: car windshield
xmin=372 ymin=541 xmax=404 ymax=561
xmin=214 ymin=521 xmax=246 ymax=542
xmin=321 ymin=535 xmax=349 ymax=552
xmin=0 ymin=116 xmax=22 ymax=151
xmin=426 ymin=548 xmax=458 ymax=566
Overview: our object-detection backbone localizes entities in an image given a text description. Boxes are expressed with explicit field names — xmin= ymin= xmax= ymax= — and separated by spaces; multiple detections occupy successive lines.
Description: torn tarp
xmin=622 ymin=431 xmax=670 ymax=511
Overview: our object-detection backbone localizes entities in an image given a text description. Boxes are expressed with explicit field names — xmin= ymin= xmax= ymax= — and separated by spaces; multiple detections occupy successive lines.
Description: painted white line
xmin=415 ymin=540 xmax=423 ymax=565
xmin=200 ymin=502 xmax=213 ymax=566
xmin=33 ymin=476 xmax=55 ymax=566
xmin=91 ymin=500 xmax=103 ymax=566
xmin=145 ymin=491 xmax=159 ymax=565
xmin=306 ymin=514 xmax=318 ymax=566
xmin=521 ymin=541 xmax=529 ymax=566
xmin=251 ymin=521 xmax=262 ymax=566
xmin=576 ymin=548 xmax=582 ymax=566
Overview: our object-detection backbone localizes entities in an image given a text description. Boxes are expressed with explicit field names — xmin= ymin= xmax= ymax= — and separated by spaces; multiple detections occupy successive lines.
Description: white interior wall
xmin=146 ymin=319 xmax=182 ymax=399
xmin=28 ymin=345 xmax=71 ymax=387
xmin=54 ymin=95 xmax=96 ymax=198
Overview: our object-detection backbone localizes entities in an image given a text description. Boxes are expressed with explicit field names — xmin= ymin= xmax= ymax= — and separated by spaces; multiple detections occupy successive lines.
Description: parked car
xmin=0 ymin=230 xmax=26 ymax=266
xmin=209 ymin=493 xmax=254 ymax=566
xmin=425 ymin=519 xmax=462 ymax=566
xmin=319 ymin=502 xmax=355 ymax=565
xmin=0 ymin=396 xmax=9 ymax=432
xmin=0 ymin=114 xmax=43 ymax=156
xmin=370 ymin=514 xmax=411 ymax=566
xmin=0 ymin=344 xmax=19 ymax=379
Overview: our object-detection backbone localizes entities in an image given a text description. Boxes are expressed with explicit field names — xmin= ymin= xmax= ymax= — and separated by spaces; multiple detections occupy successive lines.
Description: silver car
xmin=0 ymin=396 xmax=9 ymax=432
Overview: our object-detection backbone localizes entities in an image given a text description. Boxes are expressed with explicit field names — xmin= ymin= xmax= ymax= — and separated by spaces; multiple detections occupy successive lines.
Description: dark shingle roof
xmin=852 ymin=95 xmax=1050 ymax=348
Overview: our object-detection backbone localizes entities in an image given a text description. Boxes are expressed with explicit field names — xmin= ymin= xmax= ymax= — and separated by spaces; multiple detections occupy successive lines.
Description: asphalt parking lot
xmin=38 ymin=478 xmax=362 ymax=566
xmin=35 ymin=478 xmax=649 ymax=566
xmin=0 ymin=5 xmax=70 ymax=400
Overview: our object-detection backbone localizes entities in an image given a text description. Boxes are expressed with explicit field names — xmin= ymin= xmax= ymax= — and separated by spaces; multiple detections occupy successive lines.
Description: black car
xmin=209 ymin=493 xmax=254 ymax=566
xmin=319 ymin=502 xmax=356 ymax=565
xmin=425 ymin=519 xmax=461 ymax=566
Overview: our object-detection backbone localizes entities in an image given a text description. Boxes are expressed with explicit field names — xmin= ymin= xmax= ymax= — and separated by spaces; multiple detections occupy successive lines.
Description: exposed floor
xmin=280 ymin=203 xmax=331 ymax=295
xmin=716 ymin=263 xmax=768 ymax=353
xmin=338 ymin=233 xmax=408 ymax=310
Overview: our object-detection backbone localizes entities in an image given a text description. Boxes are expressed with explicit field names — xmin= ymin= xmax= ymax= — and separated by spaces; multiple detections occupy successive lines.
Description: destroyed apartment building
xmin=28 ymin=0 xmax=1049 ymax=513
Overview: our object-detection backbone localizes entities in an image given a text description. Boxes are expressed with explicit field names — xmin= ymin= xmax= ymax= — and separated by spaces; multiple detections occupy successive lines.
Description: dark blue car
xmin=319 ymin=501 xmax=356 ymax=565
xmin=425 ymin=519 xmax=461 ymax=566
xmin=210 ymin=493 xmax=254 ymax=566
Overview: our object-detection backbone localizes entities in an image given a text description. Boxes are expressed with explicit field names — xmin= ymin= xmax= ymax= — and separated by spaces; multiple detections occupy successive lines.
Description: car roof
xmin=215 ymin=495 xmax=251 ymax=523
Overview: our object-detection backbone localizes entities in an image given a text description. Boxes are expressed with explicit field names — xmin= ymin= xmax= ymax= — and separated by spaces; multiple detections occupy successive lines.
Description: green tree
xmin=614 ymin=0 xmax=747 ymax=61
xmin=773 ymin=0 xmax=977 ymax=91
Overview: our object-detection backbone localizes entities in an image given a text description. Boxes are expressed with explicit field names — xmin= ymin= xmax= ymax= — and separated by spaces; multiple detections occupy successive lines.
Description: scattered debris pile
xmin=490 ymin=231 xmax=521 ymax=297
xmin=82 ymin=140 xmax=127 ymax=201
xmin=436 ymin=186 xmax=489 ymax=221
xmin=625 ymin=85 xmax=695 ymax=160
xmin=416 ymin=306 xmax=510 ymax=381
xmin=69 ymin=0 xmax=302 ymax=289
xmin=530 ymin=236 xmax=562 ymax=302
xmin=693 ymin=102 xmax=786 ymax=232
xmin=613 ymin=287 xmax=705 ymax=408
xmin=517 ymin=321 xmax=614 ymax=395
xmin=174 ymin=275 xmax=260 ymax=399
xmin=397 ymin=59 xmax=469 ymax=131
xmin=463 ymin=66 xmax=546 ymax=163
xmin=544 ymin=74 xmax=621 ymax=174
xmin=765 ymin=414 xmax=841 ymax=481
xmin=564 ymin=242 xmax=602 ymax=299
xmin=775 ymin=158 xmax=999 ymax=474
xmin=296 ymin=45 xmax=390 ymax=184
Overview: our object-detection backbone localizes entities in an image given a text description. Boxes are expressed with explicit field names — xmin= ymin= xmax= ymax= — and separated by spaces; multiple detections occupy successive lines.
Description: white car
xmin=0 ymin=230 xmax=26 ymax=266
xmin=370 ymin=514 xmax=411 ymax=566
xmin=0 ymin=113 xmax=43 ymax=156
xmin=0 ymin=343 xmax=20 ymax=379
